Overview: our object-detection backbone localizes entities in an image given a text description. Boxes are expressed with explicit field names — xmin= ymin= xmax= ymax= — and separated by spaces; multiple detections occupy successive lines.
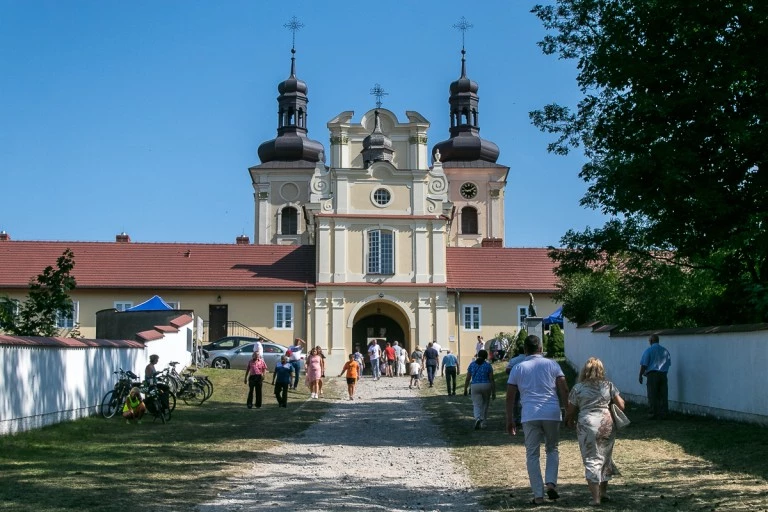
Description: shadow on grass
xmin=421 ymin=360 xmax=768 ymax=511
xmin=0 ymin=371 xmax=333 ymax=512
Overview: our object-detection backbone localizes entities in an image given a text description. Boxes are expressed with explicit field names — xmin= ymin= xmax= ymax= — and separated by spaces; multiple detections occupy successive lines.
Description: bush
xmin=545 ymin=325 xmax=565 ymax=357
xmin=514 ymin=329 xmax=528 ymax=356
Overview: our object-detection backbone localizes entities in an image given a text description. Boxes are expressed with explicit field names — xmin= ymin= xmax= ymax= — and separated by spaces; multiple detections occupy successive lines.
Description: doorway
xmin=208 ymin=304 xmax=228 ymax=341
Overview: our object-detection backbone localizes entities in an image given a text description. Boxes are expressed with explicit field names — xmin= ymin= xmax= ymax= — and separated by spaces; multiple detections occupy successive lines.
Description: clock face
xmin=460 ymin=182 xmax=478 ymax=199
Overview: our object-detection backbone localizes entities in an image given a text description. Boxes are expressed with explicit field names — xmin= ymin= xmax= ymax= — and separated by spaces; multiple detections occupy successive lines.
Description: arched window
xmin=281 ymin=206 xmax=298 ymax=235
xmin=461 ymin=206 xmax=478 ymax=235
xmin=367 ymin=229 xmax=394 ymax=274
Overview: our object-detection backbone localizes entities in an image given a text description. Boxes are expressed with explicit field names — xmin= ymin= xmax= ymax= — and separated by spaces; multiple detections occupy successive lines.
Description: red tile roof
xmin=0 ymin=335 xmax=143 ymax=348
xmin=446 ymin=247 xmax=557 ymax=293
xmin=0 ymin=241 xmax=315 ymax=290
xmin=0 ymin=242 xmax=556 ymax=293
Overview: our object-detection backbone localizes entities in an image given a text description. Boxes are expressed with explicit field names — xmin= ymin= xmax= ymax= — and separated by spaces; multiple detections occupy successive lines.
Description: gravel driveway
xmin=197 ymin=375 xmax=483 ymax=512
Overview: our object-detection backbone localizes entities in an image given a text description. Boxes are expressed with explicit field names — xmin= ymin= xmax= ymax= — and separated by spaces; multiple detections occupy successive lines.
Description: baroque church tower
xmin=249 ymin=29 xmax=511 ymax=372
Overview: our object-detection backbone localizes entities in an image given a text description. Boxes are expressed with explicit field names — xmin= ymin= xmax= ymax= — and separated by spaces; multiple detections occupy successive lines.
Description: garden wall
xmin=0 ymin=315 xmax=194 ymax=435
xmin=565 ymin=321 xmax=768 ymax=425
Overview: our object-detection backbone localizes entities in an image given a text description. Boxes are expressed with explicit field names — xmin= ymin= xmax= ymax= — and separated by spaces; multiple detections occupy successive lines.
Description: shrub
xmin=545 ymin=325 xmax=565 ymax=357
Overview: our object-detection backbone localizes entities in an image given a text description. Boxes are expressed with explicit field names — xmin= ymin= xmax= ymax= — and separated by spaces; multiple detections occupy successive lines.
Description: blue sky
xmin=0 ymin=0 xmax=606 ymax=247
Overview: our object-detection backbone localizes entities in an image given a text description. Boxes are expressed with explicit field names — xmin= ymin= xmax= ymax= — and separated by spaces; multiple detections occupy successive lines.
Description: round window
xmin=372 ymin=188 xmax=392 ymax=206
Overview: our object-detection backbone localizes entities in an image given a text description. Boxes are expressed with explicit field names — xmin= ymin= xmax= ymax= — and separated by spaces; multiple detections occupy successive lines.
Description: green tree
xmin=531 ymin=0 xmax=768 ymax=325
xmin=514 ymin=328 xmax=528 ymax=356
xmin=0 ymin=249 xmax=77 ymax=336
xmin=545 ymin=324 xmax=565 ymax=357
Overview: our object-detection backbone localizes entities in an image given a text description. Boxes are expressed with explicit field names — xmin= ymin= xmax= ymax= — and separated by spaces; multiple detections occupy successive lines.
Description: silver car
xmin=206 ymin=342 xmax=293 ymax=371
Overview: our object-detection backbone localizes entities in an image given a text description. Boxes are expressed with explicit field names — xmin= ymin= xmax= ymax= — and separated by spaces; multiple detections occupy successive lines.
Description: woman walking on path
xmin=305 ymin=347 xmax=323 ymax=399
xmin=315 ymin=346 xmax=327 ymax=397
xmin=397 ymin=346 xmax=408 ymax=377
xmin=463 ymin=349 xmax=496 ymax=430
xmin=565 ymin=357 xmax=626 ymax=506
xmin=338 ymin=354 xmax=361 ymax=400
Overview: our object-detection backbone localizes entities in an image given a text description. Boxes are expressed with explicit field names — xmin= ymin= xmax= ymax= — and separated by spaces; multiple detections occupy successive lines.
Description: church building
xmin=0 ymin=42 xmax=558 ymax=373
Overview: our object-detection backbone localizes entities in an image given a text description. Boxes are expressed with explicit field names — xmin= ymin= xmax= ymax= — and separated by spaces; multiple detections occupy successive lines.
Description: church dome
xmin=431 ymin=49 xmax=499 ymax=164
xmin=361 ymin=110 xmax=394 ymax=165
xmin=257 ymin=49 xmax=325 ymax=164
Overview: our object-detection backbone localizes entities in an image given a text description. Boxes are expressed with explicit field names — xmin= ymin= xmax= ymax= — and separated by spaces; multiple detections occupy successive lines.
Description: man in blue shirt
xmin=440 ymin=349 xmax=459 ymax=395
xmin=639 ymin=334 xmax=672 ymax=419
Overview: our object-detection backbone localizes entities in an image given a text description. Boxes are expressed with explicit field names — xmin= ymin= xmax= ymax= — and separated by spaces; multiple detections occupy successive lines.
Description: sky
xmin=0 ymin=0 xmax=607 ymax=247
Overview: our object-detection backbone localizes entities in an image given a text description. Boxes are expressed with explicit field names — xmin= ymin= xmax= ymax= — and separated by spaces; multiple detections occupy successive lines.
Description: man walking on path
xmin=368 ymin=340 xmax=382 ymax=380
xmin=639 ymin=333 xmax=672 ymax=419
xmin=424 ymin=342 xmax=440 ymax=387
xmin=441 ymin=349 xmax=459 ymax=395
xmin=506 ymin=335 xmax=569 ymax=505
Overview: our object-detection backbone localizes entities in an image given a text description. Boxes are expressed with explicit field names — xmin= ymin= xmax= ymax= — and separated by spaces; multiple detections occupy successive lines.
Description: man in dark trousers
xmin=639 ymin=334 xmax=672 ymax=419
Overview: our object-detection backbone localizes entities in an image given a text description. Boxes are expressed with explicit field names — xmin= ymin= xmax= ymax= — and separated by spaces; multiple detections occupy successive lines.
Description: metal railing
xmin=201 ymin=320 xmax=276 ymax=344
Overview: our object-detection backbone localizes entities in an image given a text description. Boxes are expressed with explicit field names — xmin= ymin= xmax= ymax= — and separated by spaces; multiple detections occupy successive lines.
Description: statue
xmin=434 ymin=149 xmax=441 ymax=163
xmin=528 ymin=293 xmax=537 ymax=317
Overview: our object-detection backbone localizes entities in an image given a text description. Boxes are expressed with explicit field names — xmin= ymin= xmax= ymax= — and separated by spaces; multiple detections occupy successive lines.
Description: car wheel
xmin=212 ymin=357 xmax=230 ymax=369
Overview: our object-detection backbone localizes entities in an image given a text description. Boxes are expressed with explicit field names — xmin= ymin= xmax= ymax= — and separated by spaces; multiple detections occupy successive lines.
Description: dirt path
xmin=197 ymin=375 xmax=483 ymax=512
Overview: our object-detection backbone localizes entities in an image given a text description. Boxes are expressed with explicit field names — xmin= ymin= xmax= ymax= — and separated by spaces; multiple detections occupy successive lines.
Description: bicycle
xmin=101 ymin=368 xmax=140 ymax=419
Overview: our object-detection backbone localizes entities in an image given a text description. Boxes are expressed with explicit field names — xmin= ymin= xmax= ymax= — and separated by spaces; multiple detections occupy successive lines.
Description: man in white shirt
xmin=475 ymin=336 xmax=485 ymax=357
xmin=368 ymin=340 xmax=382 ymax=380
xmin=253 ymin=339 xmax=264 ymax=358
xmin=506 ymin=335 xmax=569 ymax=505
xmin=393 ymin=341 xmax=403 ymax=376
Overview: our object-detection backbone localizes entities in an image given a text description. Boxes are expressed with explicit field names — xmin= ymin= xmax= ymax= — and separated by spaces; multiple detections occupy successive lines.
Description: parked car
xmin=202 ymin=336 xmax=262 ymax=352
xmin=206 ymin=341 xmax=302 ymax=371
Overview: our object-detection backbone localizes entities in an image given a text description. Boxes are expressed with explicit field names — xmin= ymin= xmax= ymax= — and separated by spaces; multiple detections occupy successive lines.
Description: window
xmin=275 ymin=303 xmax=293 ymax=329
xmin=56 ymin=301 xmax=79 ymax=329
xmin=166 ymin=301 xmax=180 ymax=309
xmin=281 ymin=206 xmax=298 ymax=235
xmin=372 ymin=187 xmax=392 ymax=207
xmin=367 ymin=229 xmax=394 ymax=274
xmin=114 ymin=301 xmax=133 ymax=312
xmin=518 ymin=306 xmax=528 ymax=327
xmin=463 ymin=305 xmax=481 ymax=330
xmin=461 ymin=206 xmax=478 ymax=234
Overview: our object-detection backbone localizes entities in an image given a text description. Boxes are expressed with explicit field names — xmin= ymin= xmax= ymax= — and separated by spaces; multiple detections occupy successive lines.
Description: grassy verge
xmin=0 ymin=369 xmax=331 ymax=512
xmin=421 ymin=360 xmax=768 ymax=511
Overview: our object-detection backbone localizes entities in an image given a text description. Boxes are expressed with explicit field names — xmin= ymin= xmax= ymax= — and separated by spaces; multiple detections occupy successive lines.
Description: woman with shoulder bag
xmin=565 ymin=357 xmax=626 ymax=506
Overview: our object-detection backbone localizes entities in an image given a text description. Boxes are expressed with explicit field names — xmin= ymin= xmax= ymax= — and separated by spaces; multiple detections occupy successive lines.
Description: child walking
xmin=408 ymin=358 xmax=421 ymax=389
xmin=338 ymin=354 xmax=360 ymax=400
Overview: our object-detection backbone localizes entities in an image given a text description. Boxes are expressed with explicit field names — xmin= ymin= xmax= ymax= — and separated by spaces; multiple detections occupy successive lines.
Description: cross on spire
xmin=452 ymin=16 xmax=473 ymax=51
xmin=370 ymin=83 xmax=388 ymax=109
xmin=283 ymin=16 xmax=304 ymax=51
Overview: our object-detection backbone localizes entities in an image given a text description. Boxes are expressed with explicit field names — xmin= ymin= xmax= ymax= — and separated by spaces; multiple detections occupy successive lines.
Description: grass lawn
xmin=0 ymin=369 xmax=332 ymax=512
xmin=421 ymin=360 xmax=768 ymax=511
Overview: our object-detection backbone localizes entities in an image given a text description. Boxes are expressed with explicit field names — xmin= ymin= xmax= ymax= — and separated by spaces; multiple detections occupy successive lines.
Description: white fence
xmin=565 ymin=321 xmax=768 ymax=425
xmin=0 ymin=319 xmax=193 ymax=435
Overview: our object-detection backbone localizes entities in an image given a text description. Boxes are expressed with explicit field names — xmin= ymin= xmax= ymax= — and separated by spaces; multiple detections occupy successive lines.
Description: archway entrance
xmin=351 ymin=301 xmax=410 ymax=375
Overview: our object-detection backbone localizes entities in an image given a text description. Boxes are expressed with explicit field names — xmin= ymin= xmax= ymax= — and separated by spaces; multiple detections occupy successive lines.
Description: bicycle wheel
xmin=181 ymin=383 xmax=206 ymax=406
xmin=199 ymin=377 xmax=213 ymax=401
xmin=167 ymin=391 xmax=177 ymax=412
xmin=101 ymin=390 xmax=120 ymax=419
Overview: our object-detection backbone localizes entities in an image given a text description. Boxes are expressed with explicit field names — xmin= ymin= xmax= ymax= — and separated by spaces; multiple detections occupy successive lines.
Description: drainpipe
xmin=454 ymin=289 xmax=461 ymax=364
xmin=303 ymin=285 xmax=308 ymax=342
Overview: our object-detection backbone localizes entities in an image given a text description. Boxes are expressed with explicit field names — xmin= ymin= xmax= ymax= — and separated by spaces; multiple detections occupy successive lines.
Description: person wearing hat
xmin=122 ymin=387 xmax=146 ymax=424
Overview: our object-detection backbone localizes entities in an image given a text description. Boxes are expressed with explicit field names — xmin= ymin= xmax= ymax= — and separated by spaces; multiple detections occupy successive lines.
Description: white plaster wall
xmin=0 ymin=321 xmax=193 ymax=435
xmin=564 ymin=322 xmax=768 ymax=424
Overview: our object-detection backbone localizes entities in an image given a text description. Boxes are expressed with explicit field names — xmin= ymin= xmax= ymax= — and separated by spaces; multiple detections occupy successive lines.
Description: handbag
xmin=611 ymin=403 xmax=630 ymax=429
xmin=609 ymin=383 xmax=630 ymax=428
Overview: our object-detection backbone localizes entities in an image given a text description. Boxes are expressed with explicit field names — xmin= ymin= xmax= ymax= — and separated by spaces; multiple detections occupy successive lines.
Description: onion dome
xmin=431 ymin=49 xmax=499 ymax=164
xmin=361 ymin=110 xmax=394 ymax=166
xmin=258 ymin=49 xmax=325 ymax=164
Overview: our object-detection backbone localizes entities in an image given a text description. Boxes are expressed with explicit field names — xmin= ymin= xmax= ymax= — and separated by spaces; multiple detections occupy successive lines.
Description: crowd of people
xmin=231 ymin=331 xmax=672 ymax=507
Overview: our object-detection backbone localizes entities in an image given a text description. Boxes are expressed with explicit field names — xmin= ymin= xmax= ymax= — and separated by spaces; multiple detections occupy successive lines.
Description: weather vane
xmin=452 ymin=16 xmax=473 ymax=50
xmin=284 ymin=16 xmax=304 ymax=50
xmin=370 ymin=83 xmax=388 ymax=109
